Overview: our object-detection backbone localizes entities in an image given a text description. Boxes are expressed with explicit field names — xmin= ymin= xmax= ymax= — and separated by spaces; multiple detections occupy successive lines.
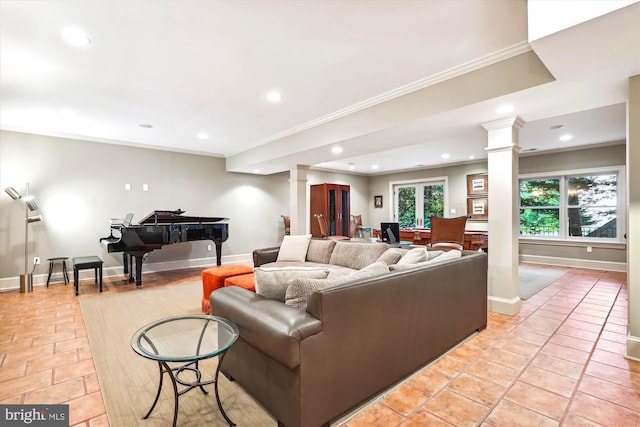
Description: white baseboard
xmin=0 ymin=253 xmax=253 ymax=292
xmin=519 ymin=254 xmax=627 ymax=272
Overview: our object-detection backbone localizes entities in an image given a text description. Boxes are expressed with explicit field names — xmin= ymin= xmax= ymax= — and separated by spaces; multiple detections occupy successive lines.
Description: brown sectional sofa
xmin=211 ymin=239 xmax=488 ymax=427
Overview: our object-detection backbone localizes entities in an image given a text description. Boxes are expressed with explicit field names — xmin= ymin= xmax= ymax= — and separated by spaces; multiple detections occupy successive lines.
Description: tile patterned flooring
xmin=0 ymin=264 xmax=638 ymax=426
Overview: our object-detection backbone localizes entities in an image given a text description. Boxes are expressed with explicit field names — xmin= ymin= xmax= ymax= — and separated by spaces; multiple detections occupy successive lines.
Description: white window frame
xmin=389 ymin=177 xmax=449 ymax=228
xmin=519 ymin=166 xmax=626 ymax=243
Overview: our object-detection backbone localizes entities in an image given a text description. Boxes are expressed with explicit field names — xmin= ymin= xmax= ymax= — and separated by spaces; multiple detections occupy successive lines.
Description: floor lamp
xmin=4 ymin=183 xmax=43 ymax=293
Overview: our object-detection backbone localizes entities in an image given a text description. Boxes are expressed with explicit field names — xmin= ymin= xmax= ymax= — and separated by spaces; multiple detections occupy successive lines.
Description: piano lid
xmin=138 ymin=210 xmax=228 ymax=225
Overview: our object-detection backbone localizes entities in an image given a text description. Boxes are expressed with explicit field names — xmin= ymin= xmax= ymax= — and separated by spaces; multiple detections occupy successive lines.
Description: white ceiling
xmin=1 ymin=0 xmax=638 ymax=175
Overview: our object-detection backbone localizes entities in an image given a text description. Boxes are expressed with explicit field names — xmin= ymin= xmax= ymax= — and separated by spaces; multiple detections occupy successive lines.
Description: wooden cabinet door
xmin=310 ymin=183 xmax=350 ymax=237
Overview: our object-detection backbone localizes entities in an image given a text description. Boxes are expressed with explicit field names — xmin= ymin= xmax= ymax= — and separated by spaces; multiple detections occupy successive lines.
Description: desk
xmin=373 ymin=229 xmax=488 ymax=251
xmin=131 ymin=315 xmax=239 ymax=427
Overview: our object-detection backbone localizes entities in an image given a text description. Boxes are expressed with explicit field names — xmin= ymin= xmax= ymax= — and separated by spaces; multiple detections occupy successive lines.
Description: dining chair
xmin=315 ymin=213 xmax=349 ymax=240
xmin=428 ymin=215 xmax=468 ymax=250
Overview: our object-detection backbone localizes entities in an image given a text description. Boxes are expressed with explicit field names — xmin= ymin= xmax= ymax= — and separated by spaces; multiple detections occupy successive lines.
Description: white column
xmin=289 ymin=165 xmax=309 ymax=235
xmin=627 ymin=75 xmax=640 ymax=361
xmin=482 ymin=116 xmax=524 ymax=316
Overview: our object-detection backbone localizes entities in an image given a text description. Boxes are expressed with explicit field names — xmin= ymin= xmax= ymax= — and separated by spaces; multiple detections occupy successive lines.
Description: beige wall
xmin=0 ymin=130 xmax=289 ymax=283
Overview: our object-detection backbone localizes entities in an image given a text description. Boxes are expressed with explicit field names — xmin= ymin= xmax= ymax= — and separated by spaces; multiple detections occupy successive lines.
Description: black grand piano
xmin=100 ymin=210 xmax=228 ymax=287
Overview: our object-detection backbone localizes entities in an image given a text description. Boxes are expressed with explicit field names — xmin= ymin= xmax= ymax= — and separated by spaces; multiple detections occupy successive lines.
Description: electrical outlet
xmin=33 ymin=257 xmax=40 ymax=265
xmin=587 ymin=246 xmax=593 ymax=253
xmin=207 ymin=245 xmax=212 ymax=251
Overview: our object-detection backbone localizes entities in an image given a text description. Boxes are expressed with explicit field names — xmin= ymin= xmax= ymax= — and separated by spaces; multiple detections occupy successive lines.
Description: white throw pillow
xmin=397 ymin=247 xmax=428 ymax=265
xmin=255 ymin=267 xmax=329 ymax=302
xmin=276 ymin=234 xmax=312 ymax=262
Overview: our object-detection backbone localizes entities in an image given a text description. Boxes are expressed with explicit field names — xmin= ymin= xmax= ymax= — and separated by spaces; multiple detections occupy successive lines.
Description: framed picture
xmin=467 ymin=197 xmax=488 ymax=220
xmin=374 ymin=195 xmax=383 ymax=208
xmin=467 ymin=173 xmax=488 ymax=196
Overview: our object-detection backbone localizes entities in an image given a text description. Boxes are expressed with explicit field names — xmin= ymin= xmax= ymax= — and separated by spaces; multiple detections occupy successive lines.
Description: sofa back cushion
xmin=390 ymin=249 xmax=463 ymax=271
xmin=276 ymin=234 xmax=312 ymax=262
xmin=306 ymin=239 xmax=337 ymax=264
xmin=328 ymin=241 xmax=388 ymax=270
xmin=376 ymin=248 xmax=406 ymax=265
xmin=396 ymin=247 xmax=428 ymax=265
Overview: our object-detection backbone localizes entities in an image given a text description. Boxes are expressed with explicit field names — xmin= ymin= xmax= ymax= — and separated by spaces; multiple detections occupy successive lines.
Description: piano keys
xmin=100 ymin=210 xmax=229 ymax=287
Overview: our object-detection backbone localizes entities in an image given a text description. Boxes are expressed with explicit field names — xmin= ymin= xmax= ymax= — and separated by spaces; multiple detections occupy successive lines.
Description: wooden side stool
xmin=72 ymin=256 xmax=103 ymax=296
xmin=201 ymin=264 xmax=253 ymax=314
xmin=46 ymin=257 xmax=70 ymax=287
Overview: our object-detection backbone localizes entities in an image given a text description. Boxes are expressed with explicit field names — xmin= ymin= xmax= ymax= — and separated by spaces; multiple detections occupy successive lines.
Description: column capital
xmin=481 ymin=115 xmax=525 ymax=131
xmin=289 ymin=165 xmax=310 ymax=182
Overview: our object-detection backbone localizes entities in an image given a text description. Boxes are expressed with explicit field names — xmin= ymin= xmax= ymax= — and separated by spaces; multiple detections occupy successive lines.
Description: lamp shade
xmin=4 ymin=187 xmax=21 ymax=200
xmin=27 ymin=215 xmax=43 ymax=223
xmin=24 ymin=196 xmax=39 ymax=211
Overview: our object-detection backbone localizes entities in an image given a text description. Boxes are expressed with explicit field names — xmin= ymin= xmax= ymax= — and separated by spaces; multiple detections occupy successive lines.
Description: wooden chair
xmin=351 ymin=214 xmax=364 ymax=237
xmin=428 ymin=215 xmax=468 ymax=250
xmin=281 ymin=215 xmax=291 ymax=235
xmin=315 ymin=213 xmax=349 ymax=240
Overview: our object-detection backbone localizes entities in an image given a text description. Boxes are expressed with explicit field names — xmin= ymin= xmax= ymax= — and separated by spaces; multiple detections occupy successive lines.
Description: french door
xmin=394 ymin=181 xmax=444 ymax=228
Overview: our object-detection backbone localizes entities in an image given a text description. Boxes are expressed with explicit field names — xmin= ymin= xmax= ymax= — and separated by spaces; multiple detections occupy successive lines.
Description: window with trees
xmin=394 ymin=180 xmax=445 ymax=228
xmin=520 ymin=168 xmax=622 ymax=240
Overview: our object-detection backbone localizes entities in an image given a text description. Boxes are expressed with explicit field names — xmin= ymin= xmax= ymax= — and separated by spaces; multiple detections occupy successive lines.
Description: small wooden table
xmin=72 ymin=256 xmax=103 ymax=296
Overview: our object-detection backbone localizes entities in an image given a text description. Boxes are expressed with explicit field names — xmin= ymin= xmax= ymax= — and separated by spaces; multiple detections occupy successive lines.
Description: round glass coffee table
xmin=131 ymin=314 xmax=239 ymax=427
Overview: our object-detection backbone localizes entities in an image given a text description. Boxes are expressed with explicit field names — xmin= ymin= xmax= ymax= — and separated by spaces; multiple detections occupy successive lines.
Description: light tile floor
xmin=0 ymin=265 xmax=637 ymax=426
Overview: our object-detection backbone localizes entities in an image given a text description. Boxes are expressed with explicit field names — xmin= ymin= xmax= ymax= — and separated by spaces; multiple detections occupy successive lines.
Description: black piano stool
xmin=46 ymin=257 xmax=70 ymax=287
xmin=72 ymin=256 xmax=103 ymax=296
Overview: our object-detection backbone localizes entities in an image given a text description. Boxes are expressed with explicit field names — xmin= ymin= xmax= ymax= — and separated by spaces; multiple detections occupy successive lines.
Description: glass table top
xmin=131 ymin=314 xmax=239 ymax=363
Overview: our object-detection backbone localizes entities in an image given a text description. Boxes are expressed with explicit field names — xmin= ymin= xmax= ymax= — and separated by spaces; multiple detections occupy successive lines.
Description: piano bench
xmin=202 ymin=264 xmax=253 ymax=314
xmin=224 ymin=273 xmax=256 ymax=292
xmin=72 ymin=256 xmax=103 ymax=296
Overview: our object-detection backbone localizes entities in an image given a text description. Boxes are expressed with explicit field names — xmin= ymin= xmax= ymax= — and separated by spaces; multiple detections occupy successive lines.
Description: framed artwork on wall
xmin=374 ymin=195 xmax=383 ymax=208
xmin=467 ymin=197 xmax=488 ymax=220
xmin=467 ymin=173 xmax=488 ymax=196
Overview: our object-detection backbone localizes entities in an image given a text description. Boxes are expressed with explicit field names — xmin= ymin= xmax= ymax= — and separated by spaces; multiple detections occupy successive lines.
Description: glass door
xmin=395 ymin=182 xmax=444 ymax=228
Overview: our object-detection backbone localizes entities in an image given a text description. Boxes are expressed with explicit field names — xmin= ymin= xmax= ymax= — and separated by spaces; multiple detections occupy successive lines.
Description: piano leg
xmin=215 ymin=242 xmax=223 ymax=266
xmin=128 ymin=254 xmax=135 ymax=283
xmin=123 ymin=253 xmax=129 ymax=275
xmin=133 ymin=254 xmax=144 ymax=287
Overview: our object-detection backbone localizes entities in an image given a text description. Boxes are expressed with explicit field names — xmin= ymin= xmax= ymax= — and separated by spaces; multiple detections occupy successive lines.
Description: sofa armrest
xmin=210 ymin=286 xmax=322 ymax=369
xmin=253 ymin=246 xmax=280 ymax=267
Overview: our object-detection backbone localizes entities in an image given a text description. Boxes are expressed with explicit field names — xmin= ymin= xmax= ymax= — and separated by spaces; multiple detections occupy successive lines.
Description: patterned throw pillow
xmin=254 ymin=267 xmax=329 ymax=302
xmin=276 ymin=234 xmax=312 ymax=262
xmin=285 ymin=262 xmax=390 ymax=311
xmin=285 ymin=277 xmax=339 ymax=310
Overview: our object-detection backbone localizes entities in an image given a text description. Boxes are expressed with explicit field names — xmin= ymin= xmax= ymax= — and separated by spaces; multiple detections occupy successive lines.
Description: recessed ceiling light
xmin=441 ymin=153 xmax=450 ymax=159
xmin=347 ymin=162 xmax=355 ymax=170
xmin=468 ymin=155 xmax=475 ymax=160
xmin=138 ymin=124 xmax=153 ymax=129
xmin=61 ymin=27 xmax=91 ymax=46
xmin=371 ymin=164 xmax=379 ymax=170
xmin=331 ymin=146 xmax=343 ymax=154
xmin=496 ymin=104 xmax=514 ymax=115
xmin=253 ymin=169 xmax=260 ymax=173
xmin=197 ymin=132 xmax=208 ymax=140
xmin=550 ymin=124 xmax=564 ymax=130
xmin=266 ymin=91 xmax=282 ymax=102
xmin=559 ymin=134 xmax=573 ymax=141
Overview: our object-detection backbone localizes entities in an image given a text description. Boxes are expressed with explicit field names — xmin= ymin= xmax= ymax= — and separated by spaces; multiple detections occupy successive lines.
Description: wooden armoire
xmin=310 ymin=183 xmax=351 ymax=238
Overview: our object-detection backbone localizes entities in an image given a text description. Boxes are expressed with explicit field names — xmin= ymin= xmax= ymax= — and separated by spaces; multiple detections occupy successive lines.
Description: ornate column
xmin=289 ymin=165 xmax=309 ymax=235
xmin=627 ymin=75 xmax=640 ymax=360
xmin=482 ymin=116 xmax=525 ymax=316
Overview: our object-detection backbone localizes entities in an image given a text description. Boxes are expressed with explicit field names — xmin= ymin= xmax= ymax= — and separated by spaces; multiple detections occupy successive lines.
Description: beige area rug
xmin=80 ymin=281 xmax=276 ymax=426
xmin=519 ymin=265 xmax=568 ymax=300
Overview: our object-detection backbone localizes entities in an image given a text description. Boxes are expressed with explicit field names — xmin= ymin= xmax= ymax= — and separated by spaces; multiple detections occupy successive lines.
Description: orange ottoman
xmin=202 ymin=265 xmax=253 ymax=314
xmin=224 ymin=273 xmax=256 ymax=292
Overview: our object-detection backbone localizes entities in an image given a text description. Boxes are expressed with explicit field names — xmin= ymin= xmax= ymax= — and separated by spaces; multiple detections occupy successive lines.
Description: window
xmin=393 ymin=179 xmax=445 ymax=228
xmin=520 ymin=168 xmax=623 ymax=241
